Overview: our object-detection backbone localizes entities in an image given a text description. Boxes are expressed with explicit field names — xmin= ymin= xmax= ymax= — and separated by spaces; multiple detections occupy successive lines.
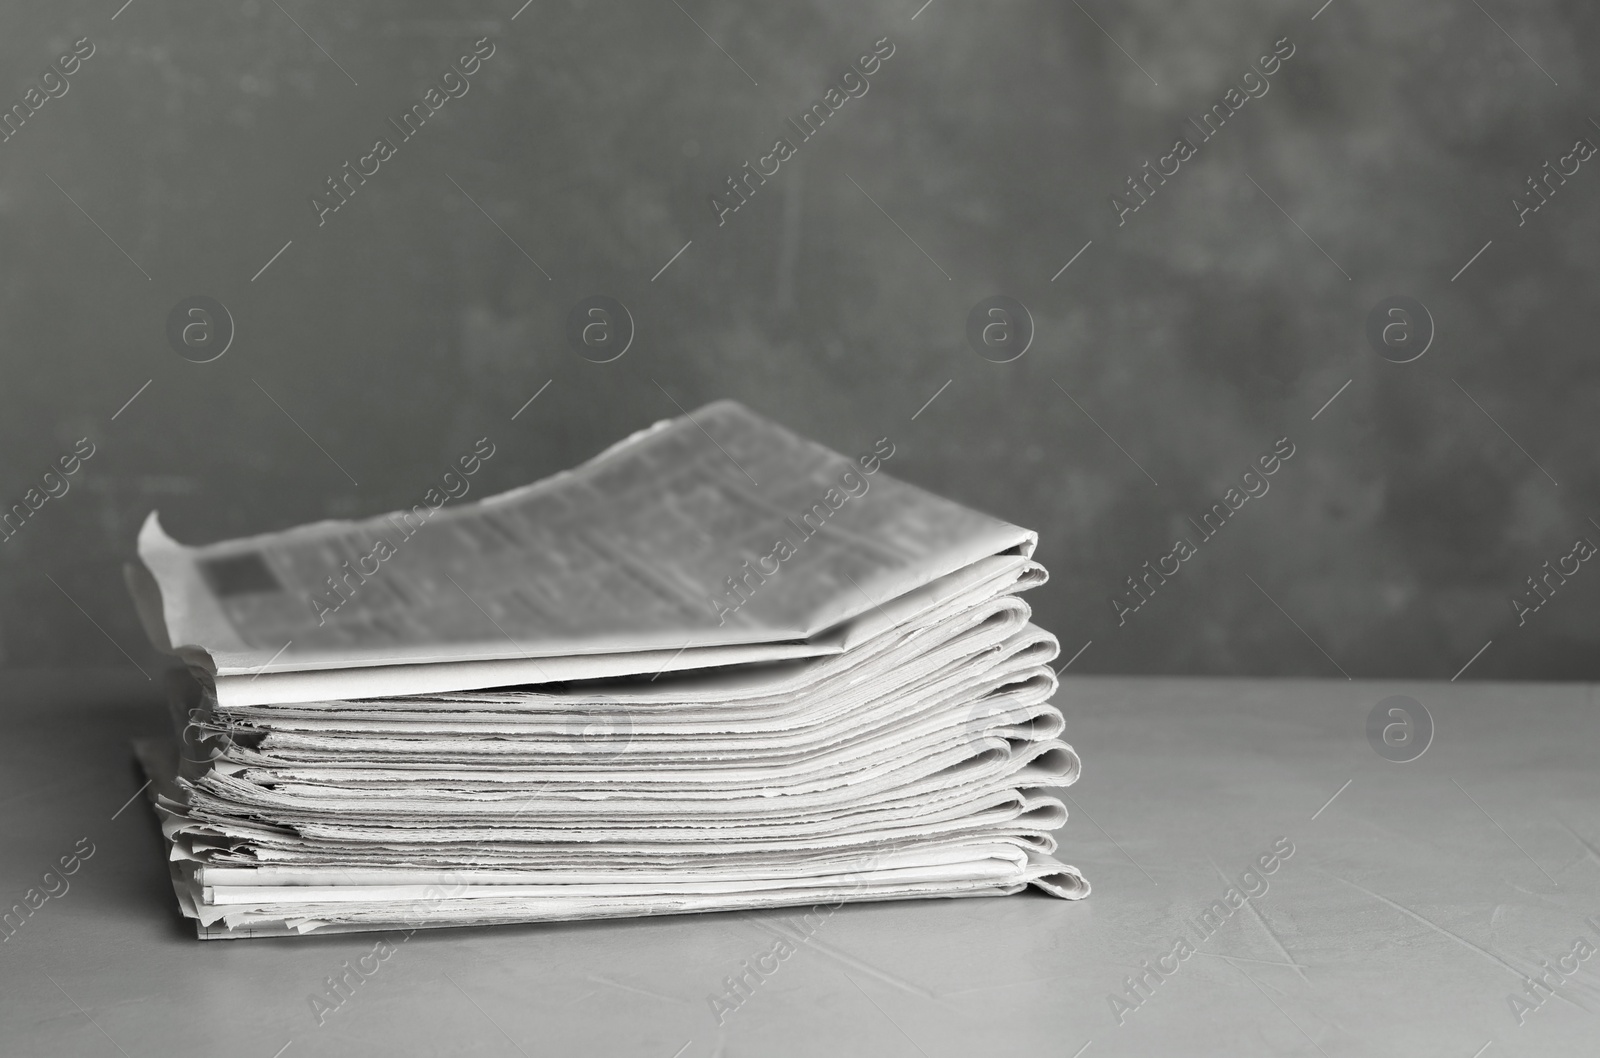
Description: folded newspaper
xmin=127 ymin=401 xmax=1088 ymax=938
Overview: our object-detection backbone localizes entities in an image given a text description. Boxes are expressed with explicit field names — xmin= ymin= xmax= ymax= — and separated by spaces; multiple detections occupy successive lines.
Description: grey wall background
xmin=1 ymin=0 xmax=1596 ymax=682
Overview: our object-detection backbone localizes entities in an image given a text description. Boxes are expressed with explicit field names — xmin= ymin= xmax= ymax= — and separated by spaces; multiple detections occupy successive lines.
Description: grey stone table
xmin=2 ymin=670 xmax=1596 ymax=1057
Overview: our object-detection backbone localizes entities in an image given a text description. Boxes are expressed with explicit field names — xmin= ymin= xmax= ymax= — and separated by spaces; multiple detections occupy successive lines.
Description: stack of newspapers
xmin=127 ymin=401 xmax=1087 ymax=939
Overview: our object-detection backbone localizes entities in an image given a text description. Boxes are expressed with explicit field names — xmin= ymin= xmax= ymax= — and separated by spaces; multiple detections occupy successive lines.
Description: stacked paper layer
xmin=129 ymin=402 xmax=1087 ymax=938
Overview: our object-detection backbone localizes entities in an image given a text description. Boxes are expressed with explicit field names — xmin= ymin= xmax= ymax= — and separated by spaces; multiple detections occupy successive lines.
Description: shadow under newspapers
xmin=124 ymin=401 xmax=1087 ymax=939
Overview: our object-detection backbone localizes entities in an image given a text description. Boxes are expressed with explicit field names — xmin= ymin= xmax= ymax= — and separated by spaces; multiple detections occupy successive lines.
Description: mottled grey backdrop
xmin=2 ymin=0 xmax=1596 ymax=682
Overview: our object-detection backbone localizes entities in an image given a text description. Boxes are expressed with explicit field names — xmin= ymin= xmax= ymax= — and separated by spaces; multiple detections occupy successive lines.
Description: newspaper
xmin=136 ymin=601 xmax=1088 ymax=937
xmin=127 ymin=401 xmax=1087 ymax=938
xmin=128 ymin=401 xmax=1033 ymax=689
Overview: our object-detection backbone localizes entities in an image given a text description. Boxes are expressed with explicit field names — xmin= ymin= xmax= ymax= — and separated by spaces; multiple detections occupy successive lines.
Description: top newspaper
xmin=128 ymin=402 xmax=1036 ymax=706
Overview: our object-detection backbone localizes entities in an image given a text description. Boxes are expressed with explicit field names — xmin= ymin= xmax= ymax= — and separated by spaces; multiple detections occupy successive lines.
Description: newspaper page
xmin=131 ymin=401 xmax=1033 ymax=679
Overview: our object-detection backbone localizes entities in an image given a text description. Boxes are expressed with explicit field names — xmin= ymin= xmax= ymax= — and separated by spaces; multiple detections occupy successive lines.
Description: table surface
xmin=2 ymin=669 xmax=1597 ymax=1057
